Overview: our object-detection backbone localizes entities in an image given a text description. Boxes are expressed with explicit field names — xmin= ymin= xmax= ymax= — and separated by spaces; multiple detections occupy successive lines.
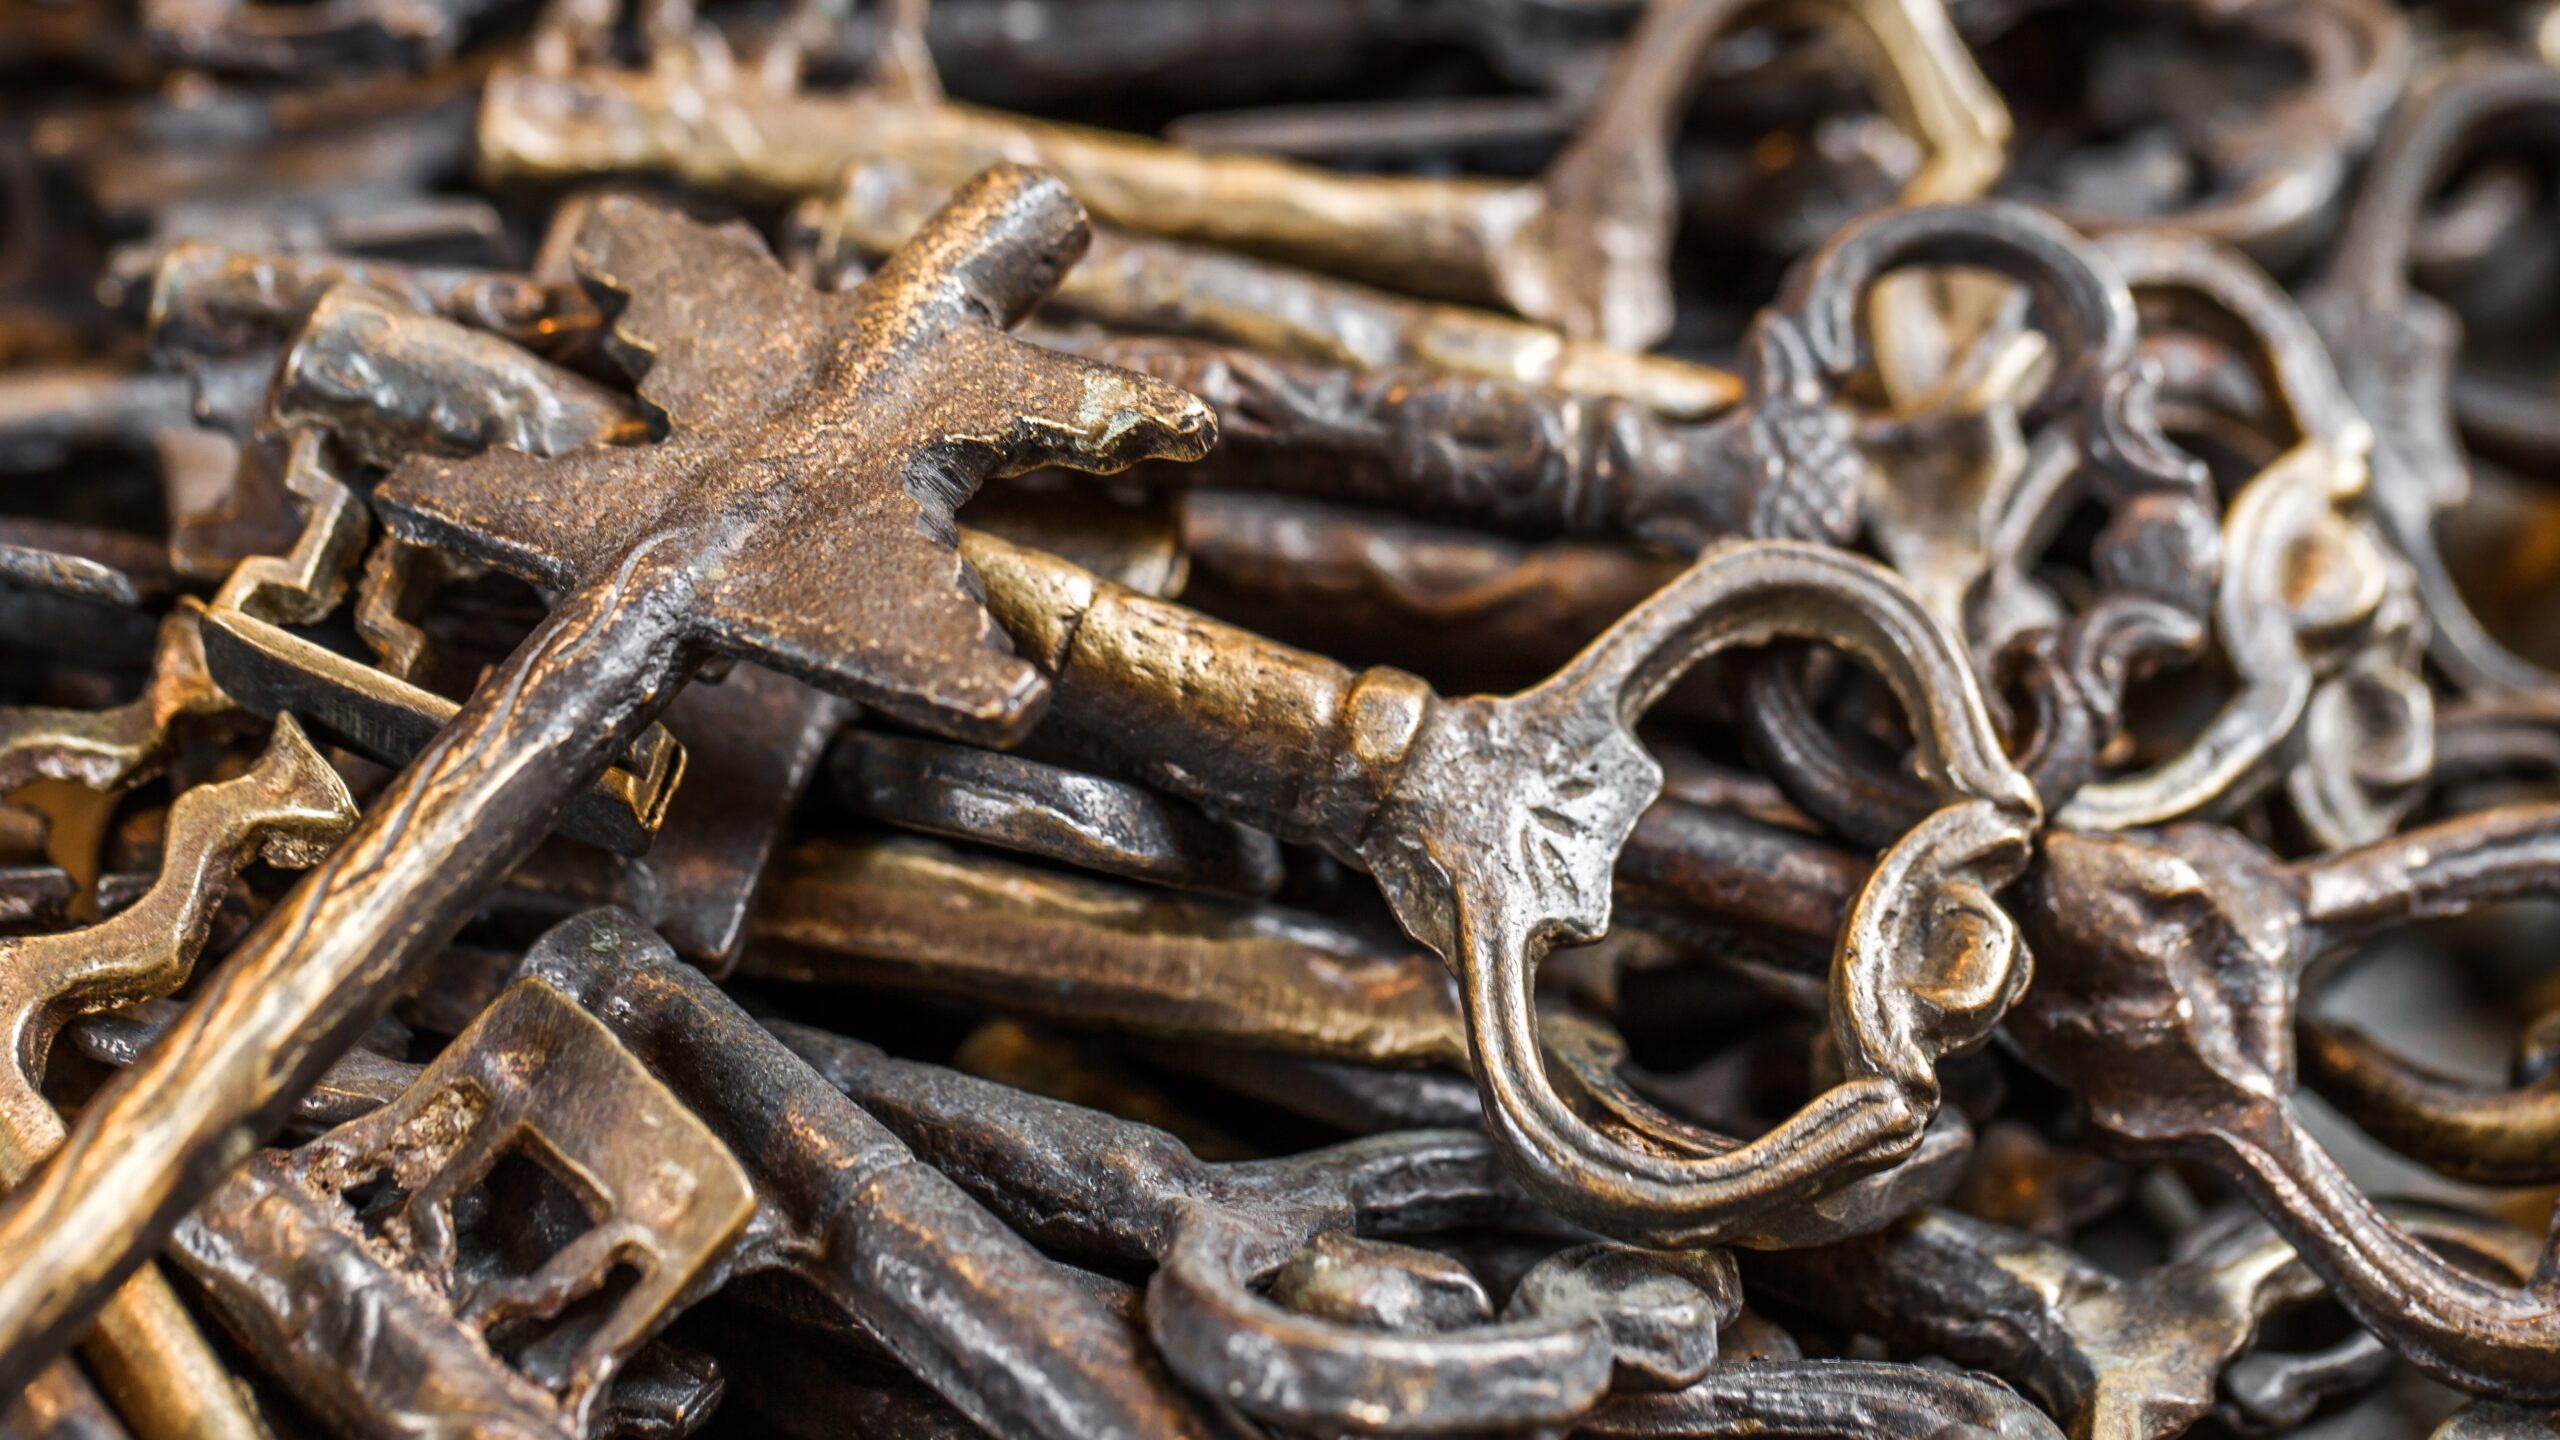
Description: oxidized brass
xmin=13 ymin=9 xmax=2560 ymax=1436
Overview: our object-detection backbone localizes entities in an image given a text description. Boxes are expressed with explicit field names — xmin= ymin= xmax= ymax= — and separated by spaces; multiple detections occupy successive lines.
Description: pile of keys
xmin=8 ymin=0 xmax=2560 ymax=1433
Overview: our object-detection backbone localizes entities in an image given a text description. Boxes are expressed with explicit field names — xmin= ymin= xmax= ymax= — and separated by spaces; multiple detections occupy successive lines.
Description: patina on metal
xmin=0 ymin=163 xmax=1215 ymax=1392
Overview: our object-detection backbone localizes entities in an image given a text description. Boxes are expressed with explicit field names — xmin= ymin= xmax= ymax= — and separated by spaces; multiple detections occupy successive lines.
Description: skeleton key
xmin=1729 ymin=225 xmax=2216 ymax=841
xmin=771 ymin=1012 xmax=1745 ymax=1435
xmin=2012 ymin=804 xmax=2560 ymax=1401
xmin=266 ymin=270 xmax=1208 ymax=937
xmin=121 ymin=906 xmax=1221 ymax=1439
xmin=2001 ymin=0 xmax=2406 ymax=249
xmin=1107 ymin=199 xmax=2188 ymax=573
xmin=263 ymin=262 xmax=1221 ymax=912
xmin=808 ymin=159 xmax=1738 ymax=419
xmin=489 ymin=0 xmax=2001 ymax=351
xmin=0 ymin=718 xmax=355 ymax=1440
xmin=2304 ymin=54 xmax=2560 ymax=714
xmin=258 ymin=273 xmax=1693 ymax=714
xmin=185 ymin=428 xmax=683 ymax=856
xmin=744 ymin=826 xmax=1960 ymax=1236
xmin=1753 ymin=223 xmax=2406 ymax=842
xmin=746 ymin=811 xmax=1860 ymax=1073
xmin=515 ymin=908 xmax=1238 ymax=1440
xmin=170 ymin=974 xmax=754 ymax=1438
xmin=0 ymin=163 xmax=1217 ymax=1389
xmin=962 ymin=526 xmax=2035 ymax=1245
xmin=2053 ymin=232 xmax=2414 ymax=838
xmin=1745 ymin=1200 xmax=2538 ymax=1439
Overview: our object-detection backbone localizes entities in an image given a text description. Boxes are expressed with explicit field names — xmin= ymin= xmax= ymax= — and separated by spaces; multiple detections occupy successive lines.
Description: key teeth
xmin=243 ymin=714 xmax=362 ymax=869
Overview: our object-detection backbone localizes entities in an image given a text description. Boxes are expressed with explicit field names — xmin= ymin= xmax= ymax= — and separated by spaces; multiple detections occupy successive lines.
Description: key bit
xmin=0 ymin=716 xmax=354 ymax=1440
xmin=517 ymin=908 xmax=1236 ymax=1440
xmin=0 ymin=605 xmax=236 ymax=794
xmin=200 ymin=606 xmax=688 ymax=855
xmin=174 ymin=976 xmax=755 ymax=1437
xmin=0 ymin=164 xmax=1214 ymax=1393
xmin=193 ymin=428 xmax=684 ymax=855
xmin=209 ymin=429 xmax=370 ymax=626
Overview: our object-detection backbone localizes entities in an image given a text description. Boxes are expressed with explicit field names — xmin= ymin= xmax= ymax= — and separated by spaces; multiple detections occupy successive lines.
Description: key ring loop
xmin=1361 ymin=539 xmax=2035 ymax=1246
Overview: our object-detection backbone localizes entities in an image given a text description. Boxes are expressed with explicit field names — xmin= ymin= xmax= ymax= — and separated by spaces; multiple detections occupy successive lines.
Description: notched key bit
xmin=0 ymin=604 xmax=235 ymax=794
xmin=0 ymin=163 xmax=1217 ymax=1394
xmin=194 ymin=432 xmax=683 ymax=855
xmin=0 ymin=716 xmax=355 ymax=1440
xmin=174 ymin=975 xmax=755 ymax=1438
xmin=201 ymin=608 xmax=687 ymax=856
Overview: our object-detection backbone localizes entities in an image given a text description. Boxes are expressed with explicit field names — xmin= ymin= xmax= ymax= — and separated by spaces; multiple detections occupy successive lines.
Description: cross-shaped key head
xmin=372 ymin=164 xmax=1217 ymax=745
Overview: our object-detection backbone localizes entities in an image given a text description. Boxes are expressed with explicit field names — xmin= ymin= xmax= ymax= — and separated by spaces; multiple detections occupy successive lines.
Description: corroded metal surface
xmin=7 ymin=4 xmax=2560 ymax=1436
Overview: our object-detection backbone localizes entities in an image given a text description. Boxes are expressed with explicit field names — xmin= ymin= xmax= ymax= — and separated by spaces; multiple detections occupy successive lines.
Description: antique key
xmin=2012 ymin=804 xmax=2560 ymax=1400
xmin=192 ymin=427 xmax=687 ymax=856
xmin=0 ymin=164 xmax=1217 ymax=1387
xmin=0 ymin=607 xmax=234 ymax=795
xmin=962 ymin=526 xmax=2035 ymax=1245
xmin=1745 ymin=1200 xmax=2541 ymax=1439
xmin=2051 ymin=229 xmax=2416 ymax=842
xmin=0 ymin=719 xmax=356 ymax=1440
xmin=486 ymin=0 xmax=2003 ymax=350
xmin=744 ymin=827 xmax=1960 ymax=1239
xmin=806 ymin=159 xmax=1739 ymax=419
xmin=171 ymin=973 xmax=754 ymax=1437
xmin=773 ymin=1010 xmax=1747 ymax=1435
xmin=2304 ymin=54 xmax=2560 ymax=714
xmin=515 ymin=908 xmax=1237 ymax=1440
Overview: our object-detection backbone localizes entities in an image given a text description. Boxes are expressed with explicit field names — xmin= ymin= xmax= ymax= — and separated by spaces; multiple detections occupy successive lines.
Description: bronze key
xmin=0 ymin=164 xmax=1215 ymax=1389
